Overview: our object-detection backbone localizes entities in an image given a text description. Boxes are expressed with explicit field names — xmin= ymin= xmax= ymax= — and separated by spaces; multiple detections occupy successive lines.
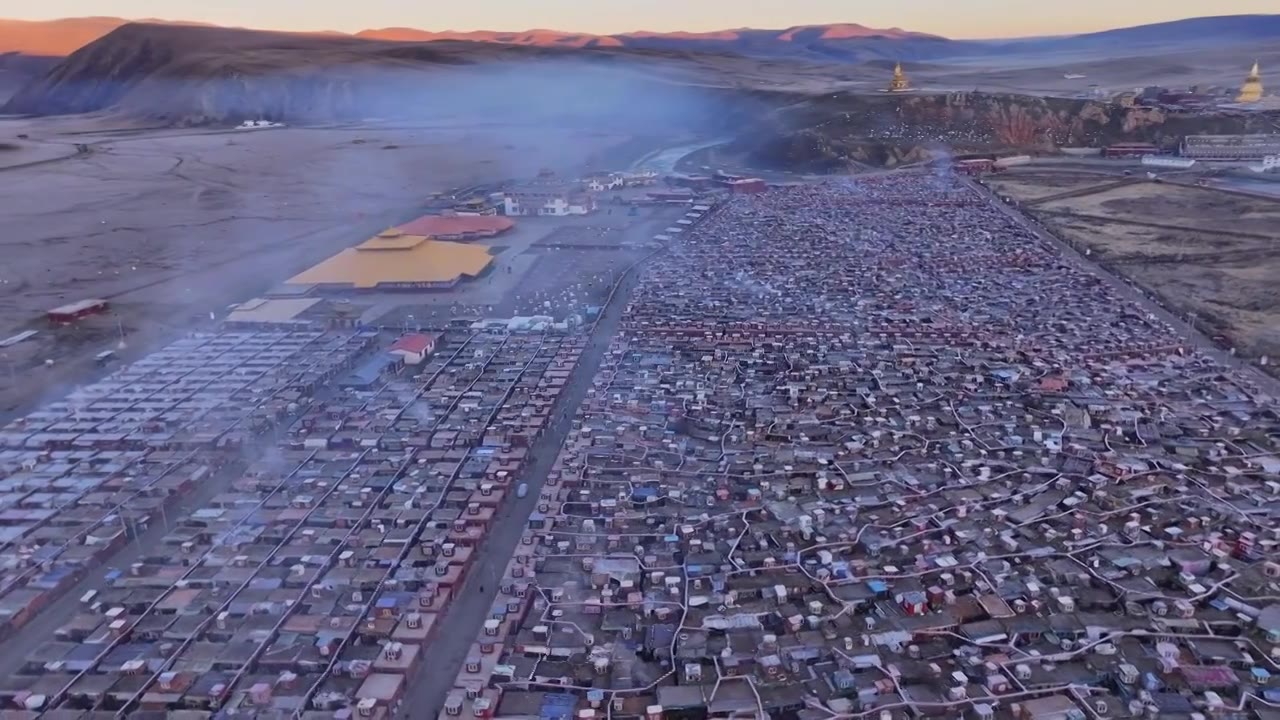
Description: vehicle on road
xmin=516 ymin=483 xmax=529 ymax=498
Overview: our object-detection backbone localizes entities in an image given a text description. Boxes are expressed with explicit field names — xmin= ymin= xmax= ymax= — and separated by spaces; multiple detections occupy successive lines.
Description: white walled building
xmin=503 ymin=191 xmax=597 ymax=217
xmin=1249 ymin=155 xmax=1280 ymax=173
xmin=1141 ymin=156 xmax=1196 ymax=169
xmin=586 ymin=175 xmax=624 ymax=192
xmin=585 ymin=171 xmax=659 ymax=192
xmin=994 ymin=155 xmax=1032 ymax=169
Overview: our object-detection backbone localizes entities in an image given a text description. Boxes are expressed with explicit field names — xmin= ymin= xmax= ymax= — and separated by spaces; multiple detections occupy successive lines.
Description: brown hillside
xmin=0 ymin=17 xmax=131 ymax=56
xmin=3 ymin=15 xmax=958 ymax=61
xmin=0 ymin=22 xmax=759 ymax=127
xmin=356 ymin=28 xmax=624 ymax=48
xmin=1 ymin=23 xmax=476 ymax=119
xmin=0 ymin=16 xmax=222 ymax=56
xmin=732 ymin=92 xmax=1280 ymax=170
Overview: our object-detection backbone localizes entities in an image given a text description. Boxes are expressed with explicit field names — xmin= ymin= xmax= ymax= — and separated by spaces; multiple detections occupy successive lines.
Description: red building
xmin=1105 ymin=143 xmax=1158 ymax=159
xmin=48 ymin=299 xmax=108 ymax=324
xmin=728 ymin=179 xmax=767 ymax=194
xmin=953 ymin=159 xmax=995 ymax=175
xmin=394 ymin=215 xmax=514 ymax=241
xmin=388 ymin=333 xmax=440 ymax=365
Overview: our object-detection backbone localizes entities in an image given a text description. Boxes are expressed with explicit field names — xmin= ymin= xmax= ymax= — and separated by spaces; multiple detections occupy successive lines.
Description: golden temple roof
xmin=287 ymin=231 xmax=493 ymax=288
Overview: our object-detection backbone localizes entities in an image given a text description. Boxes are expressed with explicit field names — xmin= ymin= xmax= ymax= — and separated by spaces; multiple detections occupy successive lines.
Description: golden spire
xmin=1237 ymin=59 xmax=1263 ymax=103
xmin=889 ymin=61 xmax=911 ymax=92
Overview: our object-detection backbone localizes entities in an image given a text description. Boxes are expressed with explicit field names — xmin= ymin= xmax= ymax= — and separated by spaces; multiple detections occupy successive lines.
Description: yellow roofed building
xmin=287 ymin=229 xmax=494 ymax=290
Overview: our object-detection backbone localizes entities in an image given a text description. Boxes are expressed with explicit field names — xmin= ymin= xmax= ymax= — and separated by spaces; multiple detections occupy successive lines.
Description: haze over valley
xmin=0 ymin=6 xmax=1279 ymax=720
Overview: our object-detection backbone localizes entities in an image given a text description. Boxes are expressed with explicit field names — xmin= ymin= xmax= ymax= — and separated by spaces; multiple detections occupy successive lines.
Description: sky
xmin=6 ymin=0 xmax=1279 ymax=39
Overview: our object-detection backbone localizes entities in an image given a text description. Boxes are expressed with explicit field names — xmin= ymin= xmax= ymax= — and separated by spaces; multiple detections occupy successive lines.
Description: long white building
xmin=1141 ymin=156 xmax=1196 ymax=169
xmin=1182 ymin=134 xmax=1280 ymax=161
xmin=502 ymin=190 xmax=596 ymax=217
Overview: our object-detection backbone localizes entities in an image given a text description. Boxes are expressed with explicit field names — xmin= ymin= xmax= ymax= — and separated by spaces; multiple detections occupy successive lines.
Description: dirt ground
xmin=0 ymin=116 xmax=677 ymax=415
xmin=985 ymin=171 xmax=1118 ymax=202
xmin=1036 ymin=182 xmax=1280 ymax=236
xmin=1013 ymin=175 xmax=1280 ymax=363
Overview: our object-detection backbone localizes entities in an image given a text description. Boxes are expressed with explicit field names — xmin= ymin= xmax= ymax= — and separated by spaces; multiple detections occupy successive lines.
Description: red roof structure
xmin=728 ymin=179 xmax=768 ymax=194
xmin=395 ymin=215 xmax=514 ymax=241
xmin=48 ymin=298 xmax=108 ymax=323
xmin=953 ymin=159 xmax=994 ymax=175
xmin=1038 ymin=376 xmax=1068 ymax=392
xmin=390 ymin=333 xmax=438 ymax=356
xmin=1105 ymin=143 xmax=1158 ymax=158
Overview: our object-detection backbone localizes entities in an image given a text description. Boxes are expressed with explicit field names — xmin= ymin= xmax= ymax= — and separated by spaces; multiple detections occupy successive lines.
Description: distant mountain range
xmin=353 ymin=23 xmax=942 ymax=55
xmin=2 ymin=13 xmax=1278 ymax=61
xmin=2 ymin=13 xmax=1278 ymax=123
xmin=0 ymin=17 xmax=221 ymax=56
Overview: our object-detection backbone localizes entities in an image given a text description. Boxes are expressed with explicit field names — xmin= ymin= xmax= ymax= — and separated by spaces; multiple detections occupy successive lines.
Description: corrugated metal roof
xmin=226 ymin=298 xmax=321 ymax=324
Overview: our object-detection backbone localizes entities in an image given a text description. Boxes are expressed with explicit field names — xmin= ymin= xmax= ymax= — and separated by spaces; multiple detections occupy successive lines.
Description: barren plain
xmin=0 ymin=116 xmax=660 ymax=413
xmin=989 ymin=170 xmax=1280 ymax=366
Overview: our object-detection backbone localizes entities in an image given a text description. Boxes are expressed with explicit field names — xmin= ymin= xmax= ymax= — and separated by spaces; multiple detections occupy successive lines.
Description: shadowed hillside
xmin=1 ymin=23 xmax=766 ymax=131
xmin=0 ymin=53 xmax=58 ymax=103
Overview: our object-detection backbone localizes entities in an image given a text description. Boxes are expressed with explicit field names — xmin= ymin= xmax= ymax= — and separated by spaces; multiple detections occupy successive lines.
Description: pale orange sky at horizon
xmin=4 ymin=0 xmax=1278 ymax=39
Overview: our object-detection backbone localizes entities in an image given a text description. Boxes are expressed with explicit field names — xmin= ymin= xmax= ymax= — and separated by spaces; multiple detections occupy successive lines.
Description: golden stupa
xmin=1236 ymin=60 xmax=1263 ymax=103
xmin=888 ymin=62 xmax=911 ymax=92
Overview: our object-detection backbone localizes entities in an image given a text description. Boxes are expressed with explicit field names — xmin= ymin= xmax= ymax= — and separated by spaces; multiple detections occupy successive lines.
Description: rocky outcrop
xmin=733 ymin=91 xmax=1280 ymax=169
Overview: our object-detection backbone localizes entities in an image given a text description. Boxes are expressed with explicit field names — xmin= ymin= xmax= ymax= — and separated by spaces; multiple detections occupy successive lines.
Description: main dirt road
xmin=392 ymin=212 xmax=677 ymax=719
xmin=0 ymin=126 xmax=697 ymax=685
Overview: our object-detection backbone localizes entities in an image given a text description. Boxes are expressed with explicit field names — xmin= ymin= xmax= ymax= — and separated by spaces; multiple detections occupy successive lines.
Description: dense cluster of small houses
xmin=0 ymin=170 xmax=1278 ymax=720
xmin=435 ymin=174 xmax=1280 ymax=720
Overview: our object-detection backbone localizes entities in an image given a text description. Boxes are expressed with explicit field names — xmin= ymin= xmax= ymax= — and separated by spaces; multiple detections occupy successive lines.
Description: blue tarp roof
xmin=540 ymin=693 xmax=576 ymax=720
xmin=343 ymin=354 xmax=395 ymax=386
